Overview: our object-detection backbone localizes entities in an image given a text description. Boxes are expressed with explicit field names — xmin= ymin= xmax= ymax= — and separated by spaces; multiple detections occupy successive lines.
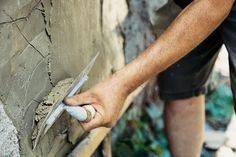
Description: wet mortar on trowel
xmin=31 ymin=78 xmax=74 ymax=146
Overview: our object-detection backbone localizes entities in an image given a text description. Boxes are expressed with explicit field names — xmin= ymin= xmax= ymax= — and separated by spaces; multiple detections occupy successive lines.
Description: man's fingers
xmin=64 ymin=91 xmax=108 ymax=130
xmin=80 ymin=112 xmax=103 ymax=131
xmin=64 ymin=92 xmax=94 ymax=106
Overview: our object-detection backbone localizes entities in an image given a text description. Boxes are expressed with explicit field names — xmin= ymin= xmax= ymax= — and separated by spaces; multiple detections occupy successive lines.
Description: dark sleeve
xmin=174 ymin=0 xmax=193 ymax=8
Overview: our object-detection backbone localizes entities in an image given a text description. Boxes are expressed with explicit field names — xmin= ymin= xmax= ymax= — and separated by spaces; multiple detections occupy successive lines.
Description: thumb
xmin=64 ymin=92 xmax=94 ymax=106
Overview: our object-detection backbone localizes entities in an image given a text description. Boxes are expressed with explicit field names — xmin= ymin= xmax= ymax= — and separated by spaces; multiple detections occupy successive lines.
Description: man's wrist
xmin=109 ymin=67 xmax=138 ymax=97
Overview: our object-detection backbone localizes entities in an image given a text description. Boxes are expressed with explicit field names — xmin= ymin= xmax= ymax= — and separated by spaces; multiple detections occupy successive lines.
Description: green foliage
xmin=201 ymin=149 xmax=215 ymax=157
xmin=113 ymin=109 xmax=170 ymax=157
xmin=206 ymin=84 xmax=234 ymax=128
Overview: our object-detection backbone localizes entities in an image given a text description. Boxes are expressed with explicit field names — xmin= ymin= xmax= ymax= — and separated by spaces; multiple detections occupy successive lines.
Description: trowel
xmin=33 ymin=53 xmax=99 ymax=150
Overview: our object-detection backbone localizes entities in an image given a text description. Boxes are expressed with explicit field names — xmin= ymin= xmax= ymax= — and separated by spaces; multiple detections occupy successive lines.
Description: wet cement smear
xmin=32 ymin=78 xmax=74 ymax=145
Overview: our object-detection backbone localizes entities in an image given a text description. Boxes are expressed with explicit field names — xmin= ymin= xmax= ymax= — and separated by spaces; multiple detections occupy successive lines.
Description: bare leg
xmin=164 ymin=95 xmax=205 ymax=157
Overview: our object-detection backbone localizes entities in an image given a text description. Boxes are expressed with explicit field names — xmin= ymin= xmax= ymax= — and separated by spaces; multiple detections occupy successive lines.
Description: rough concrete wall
xmin=0 ymin=101 xmax=20 ymax=157
xmin=0 ymin=0 xmax=126 ymax=156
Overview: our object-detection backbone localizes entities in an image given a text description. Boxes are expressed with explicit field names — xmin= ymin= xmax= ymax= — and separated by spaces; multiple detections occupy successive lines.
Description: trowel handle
xmin=64 ymin=105 xmax=95 ymax=122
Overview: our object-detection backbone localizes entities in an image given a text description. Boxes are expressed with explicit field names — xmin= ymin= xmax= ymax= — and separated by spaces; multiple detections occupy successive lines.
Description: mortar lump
xmin=32 ymin=78 xmax=74 ymax=145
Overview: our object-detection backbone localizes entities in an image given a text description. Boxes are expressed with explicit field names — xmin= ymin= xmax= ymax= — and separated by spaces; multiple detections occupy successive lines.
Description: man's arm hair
xmin=112 ymin=0 xmax=235 ymax=96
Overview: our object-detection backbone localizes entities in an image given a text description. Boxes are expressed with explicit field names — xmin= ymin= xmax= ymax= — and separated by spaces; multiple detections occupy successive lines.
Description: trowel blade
xmin=50 ymin=52 xmax=100 ymax=111
xmin=33 ymin=52 xmax=99 ymax=150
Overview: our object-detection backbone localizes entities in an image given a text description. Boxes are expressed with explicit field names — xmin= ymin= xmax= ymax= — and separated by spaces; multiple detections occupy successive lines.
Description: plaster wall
xmin=0 ymin=0 xmax=126 ymax=156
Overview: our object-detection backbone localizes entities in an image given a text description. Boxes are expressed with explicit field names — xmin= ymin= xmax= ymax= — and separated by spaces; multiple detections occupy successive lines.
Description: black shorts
xmin=158 ymin=1 xmax=236 ymax=109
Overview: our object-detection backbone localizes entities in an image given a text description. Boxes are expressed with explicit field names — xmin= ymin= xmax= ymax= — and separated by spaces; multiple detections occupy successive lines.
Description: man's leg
xmin=156 ymin=1 xmax=223 ymax=156
xmin=164 ymin=96 xmax=205 ymax=157
xmin=158 ymin=28 xmax=222 ymax=156
xmin=158 ymin=11 xmax=222 ymax=157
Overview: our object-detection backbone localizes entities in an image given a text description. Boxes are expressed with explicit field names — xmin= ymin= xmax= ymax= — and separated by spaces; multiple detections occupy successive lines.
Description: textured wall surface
xmin=0 ymin=0 xmax=126 ymax=156
xmin=0 ymin=101 xmax=20 ymax=157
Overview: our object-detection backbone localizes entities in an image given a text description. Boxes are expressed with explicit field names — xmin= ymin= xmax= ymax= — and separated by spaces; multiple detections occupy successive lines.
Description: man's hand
xmin=64 ymin=78 xmax=127 ymax=131
xmin=65 ymin=0 xmax=234 ymax=131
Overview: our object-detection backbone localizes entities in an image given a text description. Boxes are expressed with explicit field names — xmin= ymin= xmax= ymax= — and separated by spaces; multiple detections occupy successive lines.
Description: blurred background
xmin=109 ymin=0 xmax=236 ymax=156
xmin=112 ymin=45 xmax=236 ymax=157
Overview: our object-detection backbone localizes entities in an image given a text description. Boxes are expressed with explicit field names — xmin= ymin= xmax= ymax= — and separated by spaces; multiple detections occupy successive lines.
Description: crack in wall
xmin=2 ymin=0 xmax=55 ymax=103
xmin=38 ymin=0 xmax=55 ymax=87
xmin=50 ymin=0 xmax=53 ymax=7
xmin=48 ymin=0 xmax=54 ymax=28
xmin=3 ymin=11 xmax=45 ymax=58
xmin=22 ymin=56 xmax=50 ymax=105
xmin=35 ymin=7 xmax=45 ymax=13
xmin=47 ymin=56 xmax=55 ymax=87
xmin=45 ymin=28 xmax=52 ymax=43
xmin=0 ymin=0 xmax=42 ymax=26
xmin=37 ymin=1 xmax=52 ymax=43
xmin=100 ymin=0 xmax=103 ymax=33
xmin=32 ymin=99 xmax=40 ymax=103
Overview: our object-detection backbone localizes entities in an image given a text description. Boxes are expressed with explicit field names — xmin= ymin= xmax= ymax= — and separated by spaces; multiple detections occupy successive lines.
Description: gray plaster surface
xmin=0 ymin=0 xmax=126 ymax=156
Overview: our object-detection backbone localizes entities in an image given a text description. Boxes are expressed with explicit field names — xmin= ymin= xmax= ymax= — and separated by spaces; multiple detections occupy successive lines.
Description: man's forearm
xmin=111 ymin=0 xmax=234 ymax=96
